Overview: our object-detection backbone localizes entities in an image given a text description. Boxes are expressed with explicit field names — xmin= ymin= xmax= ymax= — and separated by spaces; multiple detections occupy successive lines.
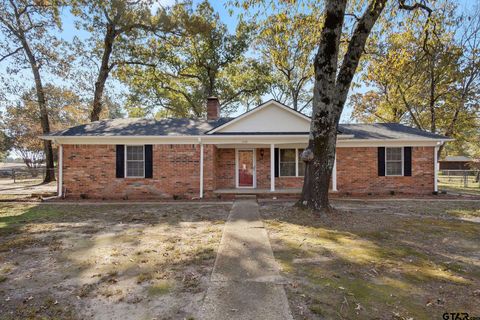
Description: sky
xmin=1 ymin=0 xmax=479 ymax=124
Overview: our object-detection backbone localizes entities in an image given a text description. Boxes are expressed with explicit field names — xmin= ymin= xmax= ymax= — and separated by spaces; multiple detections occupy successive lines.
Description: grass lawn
xmin=1 ymin=199 xmax=479 ymax=320
xmin=261 ymin=200 xmax=480 ymax=320
xmin=0 ymin=203 xmax=229 ymax=319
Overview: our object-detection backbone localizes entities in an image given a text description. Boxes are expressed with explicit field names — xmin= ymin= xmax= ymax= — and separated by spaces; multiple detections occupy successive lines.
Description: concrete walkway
xmin=200 ymin=198 xmax=293 ymax=320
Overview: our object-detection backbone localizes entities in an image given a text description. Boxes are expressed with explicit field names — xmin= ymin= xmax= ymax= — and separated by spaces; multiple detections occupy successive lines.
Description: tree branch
xmin=398 ymin=0 xmax=432 ymax=15
xmin=0 ymin=47 xmax=22 ymax=62
xmin=335 ymin=0 xmax=387 ymax=109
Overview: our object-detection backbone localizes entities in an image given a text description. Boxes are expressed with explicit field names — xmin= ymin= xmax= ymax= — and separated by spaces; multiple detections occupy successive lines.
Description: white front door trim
xmin=235 ymin=148 xmax=256 ymax=188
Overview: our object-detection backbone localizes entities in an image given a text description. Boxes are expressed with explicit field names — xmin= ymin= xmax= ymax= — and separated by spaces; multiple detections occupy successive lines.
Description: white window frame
xmin=279 ymin=148 xmax=304 ymax=177
xmin=385 ymin=147 xmax=404 ymax=176
xmin=125 ymin=145 xmax=145 ymax=178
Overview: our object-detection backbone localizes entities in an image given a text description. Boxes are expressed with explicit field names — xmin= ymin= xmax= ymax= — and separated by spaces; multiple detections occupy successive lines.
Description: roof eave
xmin=39 ymin=134 xmax=452 ymax=143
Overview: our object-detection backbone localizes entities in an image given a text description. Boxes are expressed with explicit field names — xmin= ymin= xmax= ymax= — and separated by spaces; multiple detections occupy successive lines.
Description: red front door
xmin=238 ymin=150 xmax=254 ymax=187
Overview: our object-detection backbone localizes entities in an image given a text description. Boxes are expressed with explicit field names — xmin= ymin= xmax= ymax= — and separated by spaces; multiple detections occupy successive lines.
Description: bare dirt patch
xmin=260 ymin=200 xmax=480 ymax=320
xmin=0 ymin=203 xmax=229 ymax=319
xmin=0 ymin=178 xmax=56 ymax=198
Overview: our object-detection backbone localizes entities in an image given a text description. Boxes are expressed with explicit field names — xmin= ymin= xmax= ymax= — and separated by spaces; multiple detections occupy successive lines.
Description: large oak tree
xmin=237 ymin=0 xmax=432 ymax=212
xmin=2 ymin=85 xmax=89 ymax=176
xmin=71 ymin=0 xmax=175 ymax=121
xmin=0 ymin=0 xmax=66 ymax=183
xmin=351 ymin=2 xmax=480 ymax=159
xmin=255 ymin=11 xmax=320 ymax=112
xmin=118 ymin=1 xmax=270 ymax=117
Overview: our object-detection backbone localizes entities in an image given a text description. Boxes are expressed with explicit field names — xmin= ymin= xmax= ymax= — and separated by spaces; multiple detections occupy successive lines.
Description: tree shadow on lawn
xmin=0 ymin=203 xmax=230 ymax=320
xmin=0 ymin=202 xmax=229 ymax=232
xmin=259 ymin=202 xmax=480 ymax=320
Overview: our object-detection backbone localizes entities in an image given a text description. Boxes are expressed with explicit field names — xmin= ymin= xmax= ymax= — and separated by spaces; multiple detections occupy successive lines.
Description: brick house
xmin=41 ymin=99 xmax=451 ymax=199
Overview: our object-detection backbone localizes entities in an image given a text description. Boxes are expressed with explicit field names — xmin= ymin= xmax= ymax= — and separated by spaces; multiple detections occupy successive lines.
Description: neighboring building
xmin=41 ymin=99 xmax=451 ymax=199
xmin=439 ymin=156 xmax=474 ymax=171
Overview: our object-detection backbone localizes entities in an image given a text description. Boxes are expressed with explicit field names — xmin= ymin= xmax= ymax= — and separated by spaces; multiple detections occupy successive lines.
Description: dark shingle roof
xmin=441 ymin=156 xmax=472 ymax=162
xmin=45 ymin=118 xmax=448 ymax=141
xmin=338 ymin=123 xmax=449 ymax=140
xmin=45 ymin=117 xmax=232 ymax=137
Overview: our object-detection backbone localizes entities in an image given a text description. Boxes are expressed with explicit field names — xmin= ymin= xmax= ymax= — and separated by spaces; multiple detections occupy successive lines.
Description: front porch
xmin=200 ymin=143 xmax=338 ymax=198
xmin=213 ymin=188 xmax=302 ymax=195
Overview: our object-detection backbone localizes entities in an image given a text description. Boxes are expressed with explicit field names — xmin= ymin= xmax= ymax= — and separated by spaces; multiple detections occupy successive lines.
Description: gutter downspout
xmin=332 ymin=152 xmax=338 ymax=192
xmin=434 ymin=141 xmax=443 ymax=193
xmin=58 ymin=144 xmax=63 ymax=198
xmin=199 ymin=138 xmax=204 ymax=199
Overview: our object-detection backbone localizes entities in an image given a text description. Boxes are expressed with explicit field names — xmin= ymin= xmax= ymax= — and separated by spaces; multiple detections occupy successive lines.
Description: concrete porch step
xmin=214 ymin=188 xmax=302 ymax=194
xmin=234 ymin=194 xmax=258 ymax=200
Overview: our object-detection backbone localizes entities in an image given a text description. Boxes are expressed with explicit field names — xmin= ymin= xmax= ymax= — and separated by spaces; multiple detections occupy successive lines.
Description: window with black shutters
xmin=125 ymin=145 xmax=145 ymax=178
xmin=385 ymin=147 xmax=403 ymax=176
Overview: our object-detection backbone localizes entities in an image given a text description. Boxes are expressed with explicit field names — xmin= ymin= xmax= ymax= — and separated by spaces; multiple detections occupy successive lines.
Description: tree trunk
xmin=20 ymin=35 xmax=56 ymax=183
xmin=299 ymin=125 xmax=338 ymax=212
xmin=91 ymin=24 xmax=116 ymax=122
xmin=298 ymin=0 xmax=347 ymax=212
xmin=291 ymin=88 xmax=299 ymax=111
xmin=299 ymin=0 xmax=387 ymax=213
xmin=429 ymin=59 xmax=436 ymax=133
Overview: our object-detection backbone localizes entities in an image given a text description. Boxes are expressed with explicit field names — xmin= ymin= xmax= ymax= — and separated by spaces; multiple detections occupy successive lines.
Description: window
xmin=279 ymin=148 xmax=305 ymax=177
xmin=385 ymin=147 xmax=403 ymax=176
xmin=280 ymin=149 xmax=296 ymax=176
xmin=126 ymin=145 xmax=145 ymax=177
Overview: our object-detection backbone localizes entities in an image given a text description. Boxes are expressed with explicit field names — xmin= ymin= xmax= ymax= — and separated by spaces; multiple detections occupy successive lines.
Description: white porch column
xmin=270 ymin=144 xmax=275 ymax=191
xmin=58 ymin=144 xmax=63 ymax=197
xmin=332 ymin=153 xmax=338 ymax=191
xmin=199 ymin=141 xmax=204 ymax=198
xmin=434 ymin=145 xmax=439 ymax=193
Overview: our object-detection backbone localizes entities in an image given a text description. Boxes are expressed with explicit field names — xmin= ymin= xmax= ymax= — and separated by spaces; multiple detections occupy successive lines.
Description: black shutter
xmin=116 ymin=145 xmax=125 ymax=178
xmin=145 ymin=145 xmax=153 ymax=178
xmin=274 ymin=148 xmax=279 ymax=177
xmin=404 ymin=147 xmax=412 ymax=176
xmin=378 ymin=147 xmax=385 ymax=176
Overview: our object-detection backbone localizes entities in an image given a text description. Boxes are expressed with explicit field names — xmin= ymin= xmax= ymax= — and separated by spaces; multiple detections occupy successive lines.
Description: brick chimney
xmin=207 ymin=97 xmax=220 ymax=120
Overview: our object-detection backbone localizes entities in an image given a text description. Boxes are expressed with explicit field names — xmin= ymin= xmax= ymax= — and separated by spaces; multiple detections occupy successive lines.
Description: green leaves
xmin=254 ymin=10 xmax=321 ymax=111
xmin=116 ymin=0 xmax=269 ymax=117
xmin=351 ymin=1 xmax=480 ymax=156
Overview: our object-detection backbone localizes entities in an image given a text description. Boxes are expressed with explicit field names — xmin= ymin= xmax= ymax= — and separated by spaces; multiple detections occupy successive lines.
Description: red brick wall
xmin=215 ymin=148 xmax=273 ymax=189
xmin=214 ymin=146 xmax=434 ymax=194
xmin=62 ymin=144 xmax=435 ymax=199
xmin=62 ymin=144 xmax=216 ymax=199
xmin=256 ymin=148 xmax=270 ymax=188
xmin=215 ymin=148 xmax=304 ymax=190
xmin=215 ymin=148 xmax=235 ymax=189
xmin=336 ymin=146 xmax=434 ymax=195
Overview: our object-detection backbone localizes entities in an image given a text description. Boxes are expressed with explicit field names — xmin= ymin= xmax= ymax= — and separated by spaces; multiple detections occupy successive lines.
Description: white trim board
xmin=384 ymin=146 xmax=404 ymax=176
xmin=124 ymin=145 xmax=145 ymax=178
xmin=42 ymin=135 xmax=448 ymax=147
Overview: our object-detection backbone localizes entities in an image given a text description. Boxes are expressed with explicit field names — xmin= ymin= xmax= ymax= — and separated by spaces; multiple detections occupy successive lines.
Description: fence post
xmin=12 ymin=169 xmax=15 ymax=183
xmin=464 ymin=171 xmax=468 ymax=187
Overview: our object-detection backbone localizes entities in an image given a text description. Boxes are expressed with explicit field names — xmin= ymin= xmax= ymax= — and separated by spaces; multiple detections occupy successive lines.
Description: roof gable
xmin=208 ymin=100 xmax=310 ymax=134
